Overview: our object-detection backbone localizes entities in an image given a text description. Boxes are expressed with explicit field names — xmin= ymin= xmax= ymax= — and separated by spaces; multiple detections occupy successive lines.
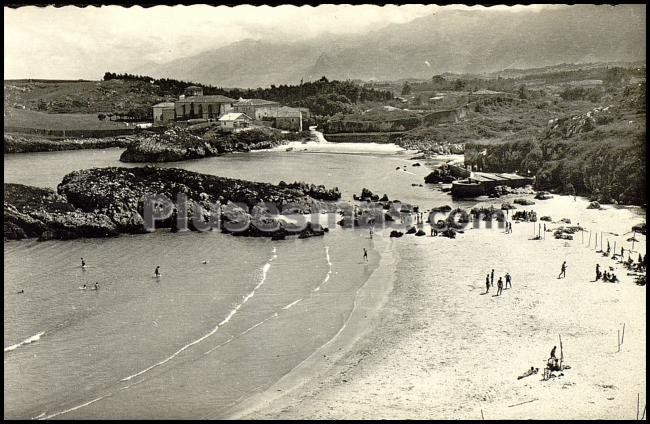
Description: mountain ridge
xmin=131 ymin=5 xmax=646 ymax=88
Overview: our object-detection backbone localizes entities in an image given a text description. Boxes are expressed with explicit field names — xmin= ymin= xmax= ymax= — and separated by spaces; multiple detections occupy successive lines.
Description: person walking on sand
xmin=505 ymin=272 xmax=512 ymax=289
xmin=558 ymin=261 xmax=567 ymax=278
xmin=596 ymin=264 xmax=601 ymax=280
xmin=363 ymin=248 xmax=368 ymax=261
xmin=491 ymin=269 xmax=495 ymax=287
xmin=485 ymin=275 xmax=491 ymax=293
xmin=496 ymin=277 xmax=503 ymax=296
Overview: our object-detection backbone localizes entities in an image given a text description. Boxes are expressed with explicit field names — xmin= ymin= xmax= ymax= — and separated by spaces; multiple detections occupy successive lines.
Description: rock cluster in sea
xmin=5 ymin=167 xmax=341 ymax=241
xmin=4 ymin=183 xmax=119 ymax=241
xmin=119 ymin=126 xmax=294 ymax=163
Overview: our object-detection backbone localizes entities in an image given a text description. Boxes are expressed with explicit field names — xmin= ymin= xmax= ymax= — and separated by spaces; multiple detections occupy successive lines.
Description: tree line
xmin=102 ymin=72 xmax=393 ymax=117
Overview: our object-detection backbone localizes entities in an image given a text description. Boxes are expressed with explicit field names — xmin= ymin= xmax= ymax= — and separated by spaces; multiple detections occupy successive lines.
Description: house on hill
xmin=152 ymin=102 xmax=176 ymax=123
xmin=219 ymin=112 xmax=253 ymax=130
xmin=234 ymin=98 xmax=280 ymax=120
xmin=273 ymin=106 xmax=303 ymax=131
xmin=175 ymin=95 xmax=235 ymax=121
xmin=184 ymin=86 xmax=204 ymax=97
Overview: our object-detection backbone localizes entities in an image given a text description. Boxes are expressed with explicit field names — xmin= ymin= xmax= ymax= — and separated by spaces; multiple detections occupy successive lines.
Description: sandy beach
xmin=230 ymin=194 xmax=646 ymax=420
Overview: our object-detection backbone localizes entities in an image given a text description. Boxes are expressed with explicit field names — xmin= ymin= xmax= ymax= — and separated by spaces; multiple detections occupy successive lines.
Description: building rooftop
xmin=274 ymin=106 xmax=302 ymax=118
xmin=472 ymin=89 xmax=502 ymax=95
xmin=219 ymin=112 xmax=252 ymax=121
xmin=176 ymin=95 xmax=236 ymax=103
xmin=235 ymin=98 xmax=279 ymax=106
xmin=153 ymin=102 xmax=175 ymax=108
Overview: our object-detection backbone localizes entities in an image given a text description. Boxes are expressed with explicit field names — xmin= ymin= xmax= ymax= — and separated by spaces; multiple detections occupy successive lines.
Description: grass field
xmin=4 ymin=108 xmax=131 ymax=131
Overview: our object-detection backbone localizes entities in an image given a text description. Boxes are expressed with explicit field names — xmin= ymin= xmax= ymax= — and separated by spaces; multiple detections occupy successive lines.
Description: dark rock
xmin=424 ymin=171 xmax=455 ymax=184
xmin=632 ymin=222 xmax=646 ymax=235
xmin=514 ymin=198 xmax=536 ymax=205
xmin=415 ymin=229 xmax=426 ymax=236
xmin=535 ymin=191 xmax=554 ymax=200
xmin=4 ymin=183 xmax=118 ymax=241
xmin=431 ymin=205 xmax=452 ymax=212
xmin=441 ymin=228 xmax=457 ymax=238
xmin=389 ymin=230 xmax=404 ymax=238
xmin=406 ymin=227 xmax=417 ymax=234
xmin=587 ymin=201 xmax=602 ymax=209
xmin=540 ymin=216 xmax=553 ymax=221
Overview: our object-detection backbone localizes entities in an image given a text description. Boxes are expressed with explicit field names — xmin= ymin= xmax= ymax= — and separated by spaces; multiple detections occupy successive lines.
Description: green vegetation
xmin=463 ymin=82 xmax=646 ymax=205
xmin=101 ymin=72 xmax=393 ymax=117
xmin=4 ymin=108 xmax=131 ymax=131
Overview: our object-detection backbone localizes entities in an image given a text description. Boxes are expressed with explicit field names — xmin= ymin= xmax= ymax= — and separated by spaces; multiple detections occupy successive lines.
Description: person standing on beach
xmin=81 ymin=257 xmax=86 ymax=268
xmin=491 ymin=269 xmax=495 ymax=287
xmin=154 ymin=266 xmax=161 ymax=277
xmin=558 ymin=261 xmax=567 ymax=278
xmin=363 ymin=248 xmax=368 ymax=261
xmin=496 ymin=277 xmax=503 ymax=296
xmin=596 ymin=264 xmax=601 ymax=280
xmin=485 ymin=275 xmax=491 ymax=293
xmin=369 ymin=228 xmax=373 ymax=239
xmin=505 ymin=272 xmax=512 ymax=289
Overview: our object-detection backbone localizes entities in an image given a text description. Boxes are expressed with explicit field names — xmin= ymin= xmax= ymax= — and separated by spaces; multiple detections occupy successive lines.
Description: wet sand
xmin=231 ymin=194 xmax=646 ymax=419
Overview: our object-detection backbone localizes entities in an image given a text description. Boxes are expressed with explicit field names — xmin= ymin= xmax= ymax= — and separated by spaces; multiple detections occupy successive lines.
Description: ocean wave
xmin=314 ymin=246 xmax=332 ymax=292
xmin=38 ymin=395 xmax=109 ymax=420
xmin=4 ymin=331 xmax=44 ymax=353
xmin=121 ymin=254 xmax=275 ymax=382
xmin=282 ymin=299 xmax=302 ymax=310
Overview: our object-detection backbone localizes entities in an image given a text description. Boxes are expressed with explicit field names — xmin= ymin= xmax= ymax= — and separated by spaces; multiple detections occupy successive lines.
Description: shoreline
xmin=228 ymin=194 xmax=646 ymax=419
xmin=225 ymin=234 xmax=397 ymax=419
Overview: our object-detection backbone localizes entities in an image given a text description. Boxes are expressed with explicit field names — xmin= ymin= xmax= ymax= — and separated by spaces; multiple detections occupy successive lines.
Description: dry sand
xmin=229 ymin=194 xmax=646 ymax=420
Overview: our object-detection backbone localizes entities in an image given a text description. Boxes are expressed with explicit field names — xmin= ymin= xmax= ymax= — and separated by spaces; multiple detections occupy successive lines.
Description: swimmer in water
xmin=201 ymin=260 xmax=209 ymax=264
xmin=92 ymin=282 xmax=99 ymax=290
xmin=81 ymin=257 xmax=86 ymax=268
xmin=80 ymin=284 xmax=87 ymax=290
xmin=17 ymin=289 xmax=24 ymax=294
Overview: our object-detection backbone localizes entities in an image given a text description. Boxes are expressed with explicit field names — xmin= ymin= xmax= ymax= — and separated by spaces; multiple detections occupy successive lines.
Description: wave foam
xmin=314 ymin=246 xmax=332 ymax=292
xmin=121 ymin=256 xmax=275 ymax=382
xmin=4 ymin=331 xmax=44 ymax=353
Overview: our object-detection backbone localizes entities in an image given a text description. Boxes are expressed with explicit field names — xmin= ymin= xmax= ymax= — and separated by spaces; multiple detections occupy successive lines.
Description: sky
xmin=4 ymin=4 xmax=557 ymax=80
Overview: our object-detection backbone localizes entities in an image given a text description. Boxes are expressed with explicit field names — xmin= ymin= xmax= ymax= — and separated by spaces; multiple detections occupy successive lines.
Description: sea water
xmin=3 ymin=145 xmax=439 ymax=419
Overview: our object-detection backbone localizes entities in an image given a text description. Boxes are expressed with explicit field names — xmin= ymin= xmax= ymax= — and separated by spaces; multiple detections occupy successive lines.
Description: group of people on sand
xmin=485 ymin=269 xmax=512 ymax=296
xmin=504 ymin=221 xmax=513 ymax=234
xmin=595 ymin=263 xmax=618 ymax=283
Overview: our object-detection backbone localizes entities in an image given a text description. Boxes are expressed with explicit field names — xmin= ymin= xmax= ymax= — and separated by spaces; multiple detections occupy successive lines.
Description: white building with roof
xmin=233 ymin=98 xmax=280 ymax=120
xmin=218 ymin=112 xmax=253 ymax=130
xmin=175 ymin=95 xmax=236 ymax=120
xmin=152 ymin=102 xmax=176 ymax=123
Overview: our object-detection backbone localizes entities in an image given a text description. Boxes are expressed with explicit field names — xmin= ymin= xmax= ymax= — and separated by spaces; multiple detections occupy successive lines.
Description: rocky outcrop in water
xmin=58 ymin=167 xmax=340 ymax=234
xmin=119 ymin=126 xmax=298 ymax=163
xmin=5 ymin=167 xmax=341 ymax=241
xmin=4 ymin=183 xmax=118 ymax=241
xmin=4 ymin=133 xmax=134 ymax=153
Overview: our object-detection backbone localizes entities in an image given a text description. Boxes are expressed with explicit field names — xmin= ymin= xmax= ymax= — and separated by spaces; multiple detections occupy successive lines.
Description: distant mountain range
xmin=131 ymin=5 xmax=646 ymax=88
